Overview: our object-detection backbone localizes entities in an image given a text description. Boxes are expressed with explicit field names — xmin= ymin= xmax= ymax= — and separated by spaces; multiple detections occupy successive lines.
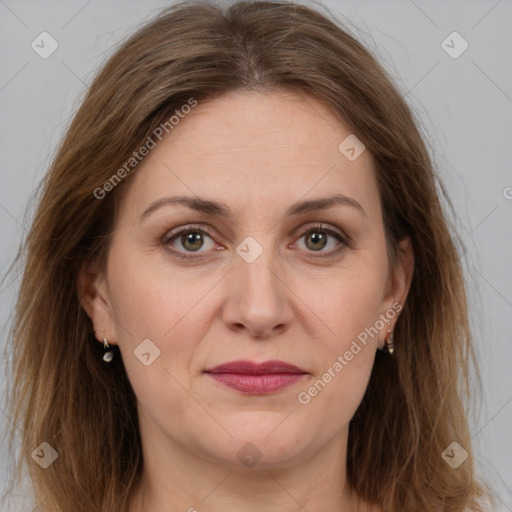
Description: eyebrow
xmin=140 ymin=193 xmax=367 ymax=221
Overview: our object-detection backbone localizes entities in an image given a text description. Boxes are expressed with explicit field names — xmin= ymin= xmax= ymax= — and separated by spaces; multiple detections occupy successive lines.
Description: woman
xmin=2 ymin=0 xmax=495 ymax=510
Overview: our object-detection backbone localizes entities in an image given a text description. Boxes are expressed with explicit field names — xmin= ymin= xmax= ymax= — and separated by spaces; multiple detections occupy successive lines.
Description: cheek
xmin=316 ymin=268 xmax=386 ymax=347
xmin=296 ymin=279 xmax=380 ymax=428
xmin=294 ymin=267 xmax=385 ymax=413
xmin=106 ymin=247 xmax=215 ymax=388
xmin=300 ymin=353 xmax=374 ymax=437
xmin=106 ymin=259 xmax=204 ymax=422
xmin=107 ymin=242 xmax=204 ymax=338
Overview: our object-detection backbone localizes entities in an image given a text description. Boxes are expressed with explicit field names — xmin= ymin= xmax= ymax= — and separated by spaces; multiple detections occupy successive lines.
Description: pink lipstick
xmin=204 ymin=360 xmax=307 ymax=394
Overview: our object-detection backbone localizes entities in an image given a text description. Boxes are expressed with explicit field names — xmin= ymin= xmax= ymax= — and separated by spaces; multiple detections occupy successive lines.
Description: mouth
xmin=203 ymin=360 xmax=308 ymax=395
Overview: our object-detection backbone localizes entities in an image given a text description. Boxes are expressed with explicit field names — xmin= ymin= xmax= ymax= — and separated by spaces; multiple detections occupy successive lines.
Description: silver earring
xmin=102 ymin=337 xmax=114 ymax=363
xmin=94 ymin=329 xmax=114 ymax=363
xmin=384 ymin=329 xmax=394 ymax=354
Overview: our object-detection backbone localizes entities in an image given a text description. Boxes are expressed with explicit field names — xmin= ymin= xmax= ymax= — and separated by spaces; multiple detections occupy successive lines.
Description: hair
xmin=1 ymin=0 xmax=496 ymax=510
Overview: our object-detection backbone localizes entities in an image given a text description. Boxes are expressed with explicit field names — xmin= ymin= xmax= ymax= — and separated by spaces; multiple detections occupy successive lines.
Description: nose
xmin=221 ymin=247 xmax=294 ymax=339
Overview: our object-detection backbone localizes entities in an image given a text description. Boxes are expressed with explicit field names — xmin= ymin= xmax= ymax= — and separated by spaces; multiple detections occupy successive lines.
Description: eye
xmin=162 ymin=223 xmax=348 ymax=260
xmin=293 ymin=223 xmax=348 ymax=257
xmin=163 ymin=225 xmax=218 ymax=259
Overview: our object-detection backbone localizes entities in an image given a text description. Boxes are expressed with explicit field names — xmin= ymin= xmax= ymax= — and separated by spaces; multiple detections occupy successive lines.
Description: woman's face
xmin=82 ymin=89 xmax=413 ymax=470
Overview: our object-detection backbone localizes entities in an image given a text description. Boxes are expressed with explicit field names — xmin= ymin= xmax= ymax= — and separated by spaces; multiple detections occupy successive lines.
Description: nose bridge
xmin=222 ymin=235 xmax=292 ymax=336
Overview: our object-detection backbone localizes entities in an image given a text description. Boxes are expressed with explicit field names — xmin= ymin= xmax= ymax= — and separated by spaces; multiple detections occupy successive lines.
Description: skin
xmin=79 ymin=89 xmax=414 ymax=512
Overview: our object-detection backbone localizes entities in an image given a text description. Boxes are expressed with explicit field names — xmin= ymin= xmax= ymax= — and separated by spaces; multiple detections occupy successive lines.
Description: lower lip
xmin=206 ymin=373 xmax=306 ymax=394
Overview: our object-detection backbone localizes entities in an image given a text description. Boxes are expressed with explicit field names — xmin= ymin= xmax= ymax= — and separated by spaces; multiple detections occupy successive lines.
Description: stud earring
xmin=94 ymin=329 xmax=114 ymax=363
xmin=384 ymin=329 xmax=394 ymax=354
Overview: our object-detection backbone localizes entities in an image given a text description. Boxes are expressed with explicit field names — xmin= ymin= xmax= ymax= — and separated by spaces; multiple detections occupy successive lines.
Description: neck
xmin=128 ymin=423 xmax=375 ymax=512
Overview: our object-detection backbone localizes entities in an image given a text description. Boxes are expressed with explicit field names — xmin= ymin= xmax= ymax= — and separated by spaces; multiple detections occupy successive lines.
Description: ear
xmin=77 ymin=262 xmax=118 ymax=345
xmin=380 ymin=235 xmax=414 ymax=345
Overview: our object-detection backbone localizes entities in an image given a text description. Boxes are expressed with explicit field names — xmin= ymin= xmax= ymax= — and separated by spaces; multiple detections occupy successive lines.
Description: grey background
xmin=0 ymin=0 xmax=511 ymax=510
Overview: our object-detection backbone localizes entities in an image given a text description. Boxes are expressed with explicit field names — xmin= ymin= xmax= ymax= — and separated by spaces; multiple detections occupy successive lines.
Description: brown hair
xmin=2 ymin=0 xmax=495 ymax=510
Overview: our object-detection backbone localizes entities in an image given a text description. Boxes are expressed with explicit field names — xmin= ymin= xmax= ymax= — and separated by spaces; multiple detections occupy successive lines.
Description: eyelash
xmin=162 ymin=223 xmax=349 ymax=261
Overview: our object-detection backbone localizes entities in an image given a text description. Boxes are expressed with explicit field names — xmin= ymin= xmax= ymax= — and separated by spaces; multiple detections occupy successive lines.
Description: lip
xmin=204 ymin=360 xmax=308 ymax=395
xmin=205 ymin=359 xmax=306 ymax=375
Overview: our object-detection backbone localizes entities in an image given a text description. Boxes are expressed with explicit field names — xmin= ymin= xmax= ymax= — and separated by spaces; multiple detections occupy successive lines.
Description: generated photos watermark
xmin=93 ymin=97 xmax=198 ymax=200
xmin=297 ymin=301 xmax=402 ymax=405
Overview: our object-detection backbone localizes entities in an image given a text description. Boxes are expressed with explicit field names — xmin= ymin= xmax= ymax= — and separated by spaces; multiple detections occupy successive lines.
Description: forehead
xmin=119 ymin=89 xmax=381 ymax=223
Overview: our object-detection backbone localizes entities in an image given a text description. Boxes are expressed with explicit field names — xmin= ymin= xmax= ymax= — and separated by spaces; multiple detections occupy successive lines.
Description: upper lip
xmin=204 ymin=360 xmax=307 ymax=375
